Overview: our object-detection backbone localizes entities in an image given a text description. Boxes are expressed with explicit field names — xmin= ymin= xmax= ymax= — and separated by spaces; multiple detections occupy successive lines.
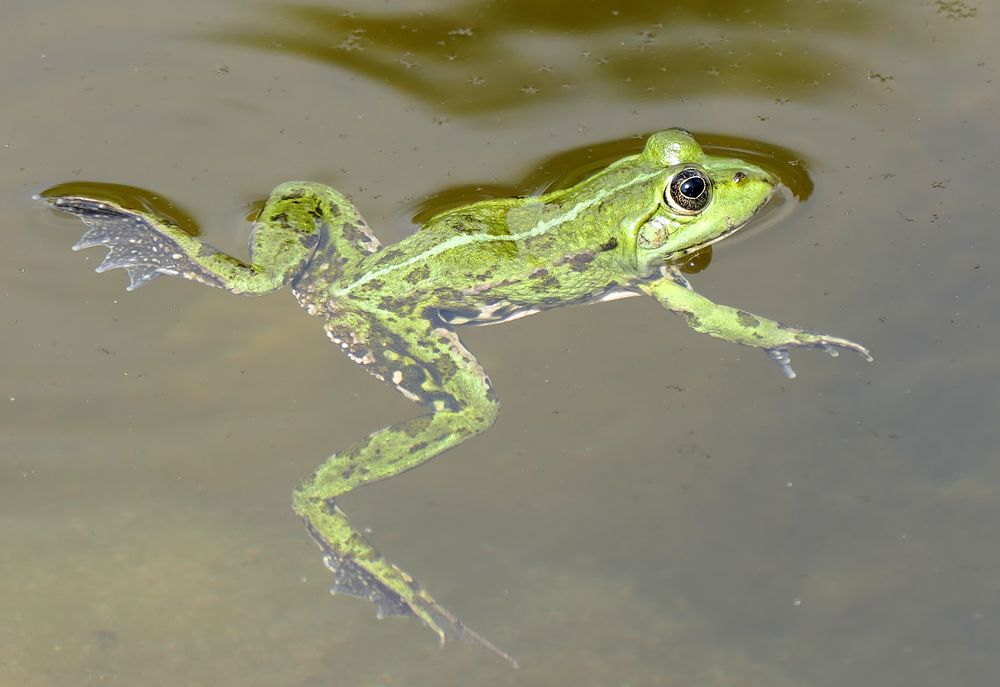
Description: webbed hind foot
xmin=46 ymin=195 xmax=230 ymax=291
xmin=301 ymin=512 xmax=518 ymax=668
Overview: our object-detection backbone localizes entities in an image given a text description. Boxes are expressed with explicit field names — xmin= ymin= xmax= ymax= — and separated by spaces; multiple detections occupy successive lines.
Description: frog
xmin=41 ymin=129 xmax=871 ymax=666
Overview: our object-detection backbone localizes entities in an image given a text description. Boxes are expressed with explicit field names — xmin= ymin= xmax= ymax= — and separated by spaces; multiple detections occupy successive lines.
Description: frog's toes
xmin=819 ymin=343 xmax=840 ymax=358
xmin=766 ymin=336 xmax=872 ymax=379
xmin=311 ymin=525 xmax=518 ymax=667
xmin=817 ymin=337 xmax=874 ymax=363
xmin=767 ymin=348 xmax=798 ymax=379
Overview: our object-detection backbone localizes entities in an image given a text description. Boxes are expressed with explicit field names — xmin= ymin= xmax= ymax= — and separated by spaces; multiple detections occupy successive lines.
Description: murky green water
xmin=3 ymin=1 xmax=998 ymax=685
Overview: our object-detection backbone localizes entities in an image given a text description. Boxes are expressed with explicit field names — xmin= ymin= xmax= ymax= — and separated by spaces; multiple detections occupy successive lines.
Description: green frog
xmin=42 ymin=129 xmax=870 ymax=665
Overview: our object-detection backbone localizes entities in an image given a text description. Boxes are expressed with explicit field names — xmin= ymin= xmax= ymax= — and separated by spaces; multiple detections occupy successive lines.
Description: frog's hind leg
xmin=281 ymin=183 xmax=383 ymax=300
xmin=42 ymin=181 xmax=367 ymax=295
xmin=292 ymin=308 xmax=517 ymax=666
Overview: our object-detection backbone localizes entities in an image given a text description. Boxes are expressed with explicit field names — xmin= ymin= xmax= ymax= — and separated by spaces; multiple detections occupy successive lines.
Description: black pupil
xmin=679 ymin=175 xmax=705 ymax=199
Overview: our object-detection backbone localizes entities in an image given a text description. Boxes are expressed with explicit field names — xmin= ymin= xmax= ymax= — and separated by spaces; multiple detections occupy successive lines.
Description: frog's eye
xmin=664 ymin=167 xmax=713 ymax=215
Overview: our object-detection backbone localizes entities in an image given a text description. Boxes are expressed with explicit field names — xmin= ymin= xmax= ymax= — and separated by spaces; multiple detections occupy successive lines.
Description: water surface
xmin=3 ymin=1 xmax=998 ymax=685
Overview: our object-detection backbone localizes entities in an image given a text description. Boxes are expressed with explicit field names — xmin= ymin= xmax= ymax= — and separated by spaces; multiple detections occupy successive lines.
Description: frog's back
xmin=334 ymin=199 xmax=538 ymax=293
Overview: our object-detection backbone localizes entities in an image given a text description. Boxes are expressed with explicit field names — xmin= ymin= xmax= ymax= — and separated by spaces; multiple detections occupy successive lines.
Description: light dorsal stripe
xmin=334 ymin=168 xmax=662 ymax=296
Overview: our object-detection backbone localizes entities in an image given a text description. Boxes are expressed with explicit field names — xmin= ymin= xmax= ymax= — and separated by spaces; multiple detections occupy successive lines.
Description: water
xmin=3 ymin=1 xmax=998 ymax=685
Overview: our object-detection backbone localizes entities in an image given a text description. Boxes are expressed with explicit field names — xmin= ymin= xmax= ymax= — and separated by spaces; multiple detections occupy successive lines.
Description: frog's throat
xmin=331 ymin=169 xmax=665 ymax=297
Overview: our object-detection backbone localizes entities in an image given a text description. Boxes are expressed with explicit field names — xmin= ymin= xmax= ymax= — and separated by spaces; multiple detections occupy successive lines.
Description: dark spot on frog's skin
xmin=365 ymin=278 xmax=385 ymax=292
xmin=541 ymin=276 xmax=560 ymax=290
xmin=403 ymin=415 xmax=433 ymax=438
xmin=341 ymin=222 xmax=367 ymax=245
xmin=599 ymin=237 xmax=618 ymax=252
xmin=733 ymin=171 xmax=748 ymax=185
xmin=530 ymin=268 xmax=549 ymax=279
xmin=281 ymin=191 xmax=304 ymax=202
xmin=376 ymin=247 xmax=404 ymax=264
xmin=394 ymin=296 xmax=426 ymax=320
xmin=667 ymin=270 xmax=690 ymax=288
xmin=501 ymin=278 xmax=518 ymax=288
xmin=402 ymin=363 xmax=427 ymax=382
xmin=737 ymin=310 xmax=760 ymax=328
xmin=409 ymin=441 xmax=429 ymax=455
xmin=340 ymin=463 xmax=369 ymax=479
xmin=404 ymin=264 xmax=431 ymax=284
xmin=570 ymin=252 xmax=595 ymax=272
xmin=397 ymin=366 xmax=429 ymax=398
xmin=299 ymin=233 xmax=320 ymax=249
xmin=681 ymin=311 xmax=702 ymax=328
xmin=271 ymin=211 xmax=289 ymax=225
xmin=426 ymin=391 xmax=461 ymax=412
xmin=378 ymin=295 xmax=395 ymax=311
xmin=434 ymin=354 xmax=458 ymax=379
xmin=555 ymin=251 xmax=596 ymax=272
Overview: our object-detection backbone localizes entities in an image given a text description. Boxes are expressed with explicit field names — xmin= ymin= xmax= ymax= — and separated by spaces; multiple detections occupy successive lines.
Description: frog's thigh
xmin=266 ymin=181 xmax=382 ymax=269
xmin=310 ymin=308 xmax=498 ymax=496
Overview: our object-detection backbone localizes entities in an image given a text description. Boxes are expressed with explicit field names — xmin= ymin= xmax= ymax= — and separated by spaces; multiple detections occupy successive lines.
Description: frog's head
xmin=625 ymin=129 xmax=777 ymax=274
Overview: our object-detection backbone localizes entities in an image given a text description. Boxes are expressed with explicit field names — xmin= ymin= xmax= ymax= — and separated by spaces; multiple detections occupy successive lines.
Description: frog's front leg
xmin=292 ymin=307 xmax=517 ymax=666
xmin=640 ymin=271 xmax=872 ymax=378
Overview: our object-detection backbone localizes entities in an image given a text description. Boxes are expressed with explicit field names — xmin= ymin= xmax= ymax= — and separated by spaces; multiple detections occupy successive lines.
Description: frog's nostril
xmin=733 ymin=171 xmax=748 ymax=184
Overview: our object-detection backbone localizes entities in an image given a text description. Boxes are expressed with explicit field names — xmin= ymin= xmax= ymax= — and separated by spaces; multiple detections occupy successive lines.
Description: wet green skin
xmin=43 ymin=130 xmax=870 ymax=665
